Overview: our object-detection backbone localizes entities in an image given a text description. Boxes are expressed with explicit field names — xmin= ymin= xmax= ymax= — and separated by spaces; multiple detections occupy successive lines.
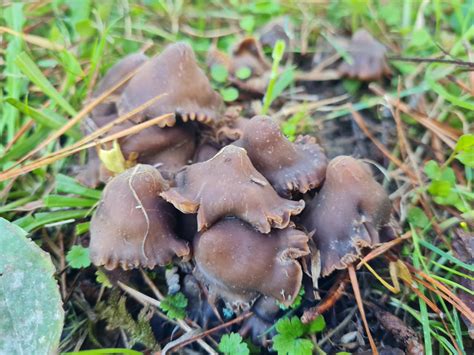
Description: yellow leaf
xmin=98 ymin=140 xmax=126 ymax=174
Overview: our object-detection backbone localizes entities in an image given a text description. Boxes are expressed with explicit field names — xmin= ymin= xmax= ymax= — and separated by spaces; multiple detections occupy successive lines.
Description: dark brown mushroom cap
xmin=207 ymin=38 xmax=271 ymax=95
xmin=258 ymin=17 xmax=293 ymax=50
xmin=91 ymin=53 xmax=148 ymax=119
xmin=193 ymin=143 xmax=219 ymax=163
xmin=118 ymin=42 xmax=224 ymax=125
xmin=234 ymin=115 xmax=328 ymax=196
xmin=232 ymin=37 xmax=271 ymax=77
xmin=161 ymin=145 xmax=305 ymax=233
xmin=338 ymin=29 xmax=391 ymax=81
xmin=301 ymin=156 xmax=392 ymax=276
xmin=90 ymin=164 xmax=190 ymax=270
xmin=240 ymin=296 xmax=281 ymax=346
xmin=216 ymin=115 xmax=250 ymax=142
xmin=194 ymin=218 xmax=310 ymax=306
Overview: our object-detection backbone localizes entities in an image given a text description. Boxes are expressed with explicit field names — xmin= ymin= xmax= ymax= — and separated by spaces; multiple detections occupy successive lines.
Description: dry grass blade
xmin=356 ymin=232 xmax=412 ymax=269
xmin=0 ymin=26 xmax=65 ymax=51
xmin=3 ymin=120 xmax=34 ymax=153
xmin=348 ymin=265 xmax=379 ymax=355
xmin=32 ymin=95 xmax=168 ymax=160
xmin=402 ymin=261 xmax=474 ymax=324
xmin=168 ymin=312 xmax=253 ymax=353
xmin=0 ymin=113 xmax=173 ymax=181
xmin=301 ymin=272 xmax=349 ymax=324
xmin=118 ymin=281 xmax=217 ymax=355
xmin=12 ymin=62 xmax=147 ymax=167
xmin=369 ymin=83 xmax=461 ymax=148
xmin=350 ymin=108 xmax=418 ymax=182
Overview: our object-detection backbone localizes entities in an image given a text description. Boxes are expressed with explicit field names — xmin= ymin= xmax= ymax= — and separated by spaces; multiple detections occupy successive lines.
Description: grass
xmin=0 ymin=0 xmax=473 ymax=354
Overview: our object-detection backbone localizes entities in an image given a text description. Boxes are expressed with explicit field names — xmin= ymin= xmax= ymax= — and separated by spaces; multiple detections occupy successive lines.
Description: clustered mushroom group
xmin=80 ymin=39 xmax=395 ymax=339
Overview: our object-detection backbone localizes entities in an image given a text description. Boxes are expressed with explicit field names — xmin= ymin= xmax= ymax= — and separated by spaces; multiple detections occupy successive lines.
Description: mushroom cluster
xmin=83 ymin=42 xmax=395 ymax=327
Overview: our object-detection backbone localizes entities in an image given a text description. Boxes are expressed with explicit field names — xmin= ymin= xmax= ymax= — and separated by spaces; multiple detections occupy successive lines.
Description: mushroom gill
xmin=161 ymin=145 xmax=305 ymax=233
xmin=118 ymin=42 xmax=224 ymax=125
xmin=193 ymin=218 xmax=310 ymax=307
xmin=301 ymin=156 xmax=393 ymax=276
xmin=338 ymin=29 xmax=391 ymax=81
xmin=234 ymin=115 xmax=328 ymax=196
xmin=89 ymin=164 xmax=190 ymax=270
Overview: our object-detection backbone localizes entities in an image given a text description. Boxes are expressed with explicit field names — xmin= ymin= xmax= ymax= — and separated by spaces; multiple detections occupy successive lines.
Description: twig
xmin=0 ymin=113 xmax=173 ymax=181
xmin=350 ymin=108 xmax=418 ymax=182
xmin=168 ymin=312 xmax=253 ymax=353
xmin=318 ymin=307 xmax=358 ymax=346
xmin=369 ymin=83 xmax=460 ymax=148
xmin=11 ymin=63 xmax=147 ymax=168
xmin=348 ymin=265 xmax=379 ymax=355
xmin=388 ymin=56 xmax=474 ymax=68
xmin=117 ymin=281 xmax=217 ymax=355
xmin=301 ymin=272 xmax=349 ymax=324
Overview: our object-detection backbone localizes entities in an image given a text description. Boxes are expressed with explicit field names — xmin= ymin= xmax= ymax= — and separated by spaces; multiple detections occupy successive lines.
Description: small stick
xmin=118 ymin=281 xmax=217 ymax=355
xmin=301 ymin=272 xmax=349 ymax=324
xmin=387 ymin=56 xmax=474 ymax=68
xmin=348 ymin=265 xmax=379 ymax=355
xmin=169 ymin=312 xmax=254 ymax=353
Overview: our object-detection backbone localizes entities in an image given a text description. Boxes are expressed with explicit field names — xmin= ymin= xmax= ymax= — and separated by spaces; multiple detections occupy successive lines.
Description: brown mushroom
xmin=338 ymin=29 xmax=391 ymax=81
xmin=90 ymin=164 xmax=190 ymax=270
xmin=161 ymin=145 xmax=305 ymax=233
xmin=118 ymin=42 xmax=224 ymax=125
xmin=258 ymin=17 xmax=293 ymax=50
xmin=207 ymin=37 xmax=271 ymax=95
xmin=301 ymin=156 xmax=393 ymax=276
xmin=239 ymin=296 xmax=281 ymax=346
xmin=91 ymin=53 xmax=148 ymax=118
xmin=194 ymin=218 xmax=310 ymax=307
xmin=192 ymin=142 xmax=220 ymax=163
xmin=234 ymin=115 xmax=328 ymax=196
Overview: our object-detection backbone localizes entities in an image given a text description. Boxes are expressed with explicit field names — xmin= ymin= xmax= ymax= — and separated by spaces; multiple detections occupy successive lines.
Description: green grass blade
xmin=418 ymin=239 xmax=474 ymax=272
xmin=5 ymin=98 xmax=81 ymax=139
xmin=14 ymin=209 xmax=90 ymax=232
xmin=55 ymin=174 xmax=101 ymax=200
xmin=14 ymin=52 xmax=77 ymax=116
xmin=1 ymin=3 xmax=26 ymax=141
xmin=43 ymin=195 xmax=97 ymax=208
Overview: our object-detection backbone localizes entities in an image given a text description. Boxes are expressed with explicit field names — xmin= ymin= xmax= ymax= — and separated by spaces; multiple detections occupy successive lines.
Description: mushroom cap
xmin=207 ymin=37 xmax=271 ymax=95
xmin=258 ymin=17 xmax=293 ymax=50
xmin=194 ymin=218 xmax=310 ymax=306
xmin=90 ymin=164 xmax=190 ymax=270
xmin=240 ymin=296 xmax=281 ymax=346
xmin=91 ymin=53 xmax=148 ymax=119
xmin=161 ymin=145 xmax=305 ymax=233
xmin=193 ymin=143 xmax=220 ymax=163
xmin=301 ymin=156 xmax=392 ymax=276
xmin=232 ymin=37 xmax=271 ymax=77
xmin=118 ymin=42 xmax=224 ymax=125
xmin=338 ymin=29 xmax=391 ymax=81
xmin=235 ymin=115 xmax=328 ymax=196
